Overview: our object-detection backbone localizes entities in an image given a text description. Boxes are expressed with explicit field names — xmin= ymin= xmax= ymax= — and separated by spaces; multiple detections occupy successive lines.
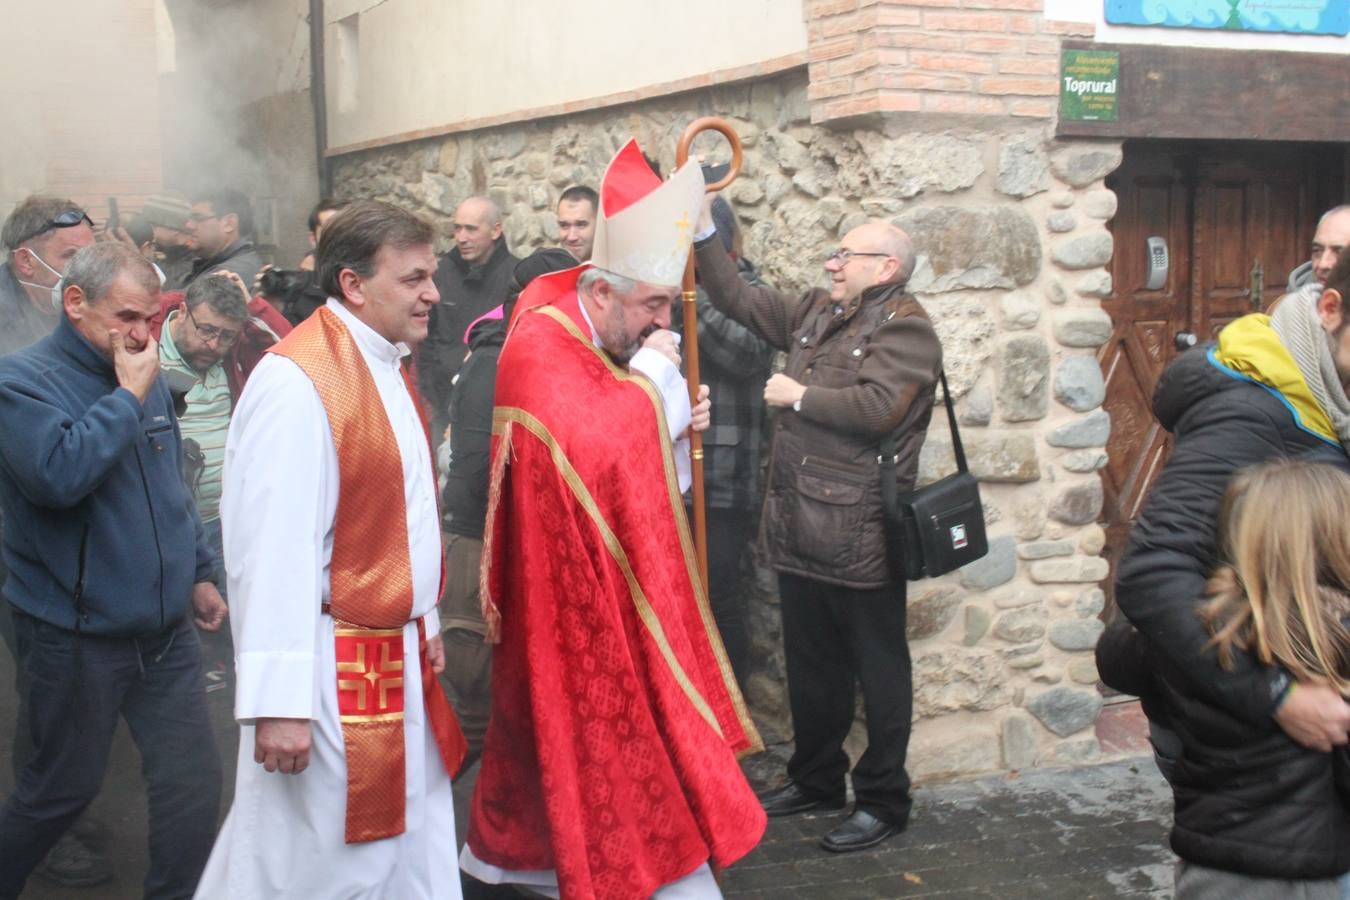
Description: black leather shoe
xmin=758 ymin=782 xmax=846 ymax=818
xmin=819 ymin=809 xmax=905 ymax=853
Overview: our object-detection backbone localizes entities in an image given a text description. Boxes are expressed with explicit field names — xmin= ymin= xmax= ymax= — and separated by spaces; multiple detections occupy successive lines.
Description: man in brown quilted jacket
xmin=693 ymin=201 xmax=941 ymax=853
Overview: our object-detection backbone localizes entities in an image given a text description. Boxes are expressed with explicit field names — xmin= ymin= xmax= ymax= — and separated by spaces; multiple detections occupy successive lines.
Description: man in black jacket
xmin=1103 ymin=251 xmax=1350 ymax=771
xmin=184 ymin=188 xmax=264 ymax=288
xmin=438 ymin=247 xmax=574 ymax=762
xmin=420 ymin=196 xmax=517 ymax=436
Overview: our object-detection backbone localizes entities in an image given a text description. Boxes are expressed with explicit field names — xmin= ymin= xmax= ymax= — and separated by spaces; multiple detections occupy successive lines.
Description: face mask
xmin=15 ymin=249 xmax=64 ymax=311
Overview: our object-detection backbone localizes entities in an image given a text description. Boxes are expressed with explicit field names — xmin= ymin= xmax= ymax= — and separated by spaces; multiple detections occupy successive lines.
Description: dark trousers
xmin=0 ymin=518 xmax=29 ymax=777
xmin=439 ymin=533 xmax=492 ymax=769
xmin=779 ymin=572 xmax=913 ymax=827
xmin=703 ymin=507 xmax=754 ymax=687
xmin=0 ymin=609 xmax=221 ymax=900
xmin=0 ymin=595 xmax=29 ymax=778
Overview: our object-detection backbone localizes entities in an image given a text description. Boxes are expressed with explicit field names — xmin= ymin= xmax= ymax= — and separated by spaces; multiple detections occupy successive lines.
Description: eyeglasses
xmin=186 ymin=212 xmax=219 ymax=225
xmin=12 ymin=208 xmax=94 ymax=247
xmin=826 ymin=249 xmax=892 ymax=267
xmin=185 ymin=305 xmax=240 ymax=347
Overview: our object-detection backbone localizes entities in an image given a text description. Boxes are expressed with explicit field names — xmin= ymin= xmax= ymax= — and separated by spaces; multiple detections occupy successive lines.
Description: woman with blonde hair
xmin=1162 ymin=459 xmax=1350 ymax=899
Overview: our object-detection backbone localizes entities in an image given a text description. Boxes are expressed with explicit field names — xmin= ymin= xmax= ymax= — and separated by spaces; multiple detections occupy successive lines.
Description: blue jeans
xmin=0 ymin=610 xmax=221 ymax=900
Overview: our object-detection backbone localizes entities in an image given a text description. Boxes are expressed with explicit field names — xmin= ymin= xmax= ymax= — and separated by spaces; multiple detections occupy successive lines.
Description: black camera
xmin=258 ymin=267 xmax=311 ymax=299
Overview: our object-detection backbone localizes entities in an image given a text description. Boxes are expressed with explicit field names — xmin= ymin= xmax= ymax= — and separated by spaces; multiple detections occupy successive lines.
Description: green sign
xmin=1059 ymin=50 xmax=1120 ymax=122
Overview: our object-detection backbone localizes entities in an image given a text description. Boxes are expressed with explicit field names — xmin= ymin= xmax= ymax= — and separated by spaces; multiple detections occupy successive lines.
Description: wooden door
xmin=1191 ymin=147 xmax=1330 ymax=337
xmin=1099 ymin=141 xmax=1341 ymax=611
xmin=1098 ymin=147 xmax=1192 ymax=601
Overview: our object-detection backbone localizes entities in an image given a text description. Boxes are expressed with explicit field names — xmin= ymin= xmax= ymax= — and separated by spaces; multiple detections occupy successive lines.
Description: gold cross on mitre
xmin=674 ymin=213 xmax=692 ymax=251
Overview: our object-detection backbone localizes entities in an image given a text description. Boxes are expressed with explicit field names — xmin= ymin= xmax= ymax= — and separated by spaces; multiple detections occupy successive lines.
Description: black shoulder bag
xmin=880 ymin=370 xmax=988 ymax=581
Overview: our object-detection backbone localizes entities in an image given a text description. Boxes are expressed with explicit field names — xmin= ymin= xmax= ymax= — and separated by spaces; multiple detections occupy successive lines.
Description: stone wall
xmin=330 ymin=68 xmax=1123 ymax=780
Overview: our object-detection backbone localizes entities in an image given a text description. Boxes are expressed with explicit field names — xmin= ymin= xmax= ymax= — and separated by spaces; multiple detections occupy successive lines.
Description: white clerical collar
xmin=325 ymin=297 xmax=410 ymax=366
xmin=575 ymin=293 xmax=602 ymax=347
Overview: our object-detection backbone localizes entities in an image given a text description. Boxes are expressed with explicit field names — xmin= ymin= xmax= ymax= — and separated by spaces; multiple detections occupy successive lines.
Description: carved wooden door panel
xmin=1192 ymin=147 xmax=1330 ymax=337
xmin=1099 ymin=146 xmax=1192 ymax=609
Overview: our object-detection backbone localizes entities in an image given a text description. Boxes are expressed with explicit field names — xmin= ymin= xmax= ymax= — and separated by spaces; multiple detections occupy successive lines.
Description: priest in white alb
xmin=195 ymin=200 xmax=466 ymax=899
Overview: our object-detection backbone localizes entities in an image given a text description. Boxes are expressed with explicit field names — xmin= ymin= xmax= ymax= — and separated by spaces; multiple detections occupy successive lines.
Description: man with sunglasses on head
xmin=0 ymin=195 xmax=114 ymax=890
xmin=0 ymin=242 xmax=226 ymax=900
xmin=691 ymin=204 xmax=941 ymax=854
xmin=0 ymin=196 xmax=95 ymax=357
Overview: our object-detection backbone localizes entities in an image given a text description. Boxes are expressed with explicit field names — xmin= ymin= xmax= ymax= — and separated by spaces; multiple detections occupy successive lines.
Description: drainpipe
xmin=309 ymin=0 xmax=330 ymax=197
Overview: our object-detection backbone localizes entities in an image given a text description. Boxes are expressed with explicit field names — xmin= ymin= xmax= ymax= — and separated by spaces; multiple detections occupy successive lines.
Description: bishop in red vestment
xmin=462 ymin=141 xmax=766 ymax=900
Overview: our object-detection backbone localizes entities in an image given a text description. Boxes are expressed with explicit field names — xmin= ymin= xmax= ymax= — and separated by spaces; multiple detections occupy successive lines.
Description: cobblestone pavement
xmin=724 ymin=752 xmax=1174 ymax=899
xmin=1 ymin=637 xmax=1174 ymax=899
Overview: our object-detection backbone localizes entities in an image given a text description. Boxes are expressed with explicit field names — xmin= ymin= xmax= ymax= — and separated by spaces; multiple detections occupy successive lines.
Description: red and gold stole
xmin=271 ymin=306 xmax=466 ymax=843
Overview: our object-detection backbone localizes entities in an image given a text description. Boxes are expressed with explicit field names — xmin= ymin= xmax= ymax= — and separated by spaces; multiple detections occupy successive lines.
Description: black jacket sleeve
xmin=1114 ymin=395 xmax=1296 ymax=727
xmin=441 ymin=347 xmax=498 ymax=537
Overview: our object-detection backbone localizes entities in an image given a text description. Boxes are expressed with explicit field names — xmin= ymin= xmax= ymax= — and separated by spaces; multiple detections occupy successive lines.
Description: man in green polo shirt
xmin=157 ymin=272 xmax=285 ymax=689
xmin=160 ymin=274 xmax=250 ymax=542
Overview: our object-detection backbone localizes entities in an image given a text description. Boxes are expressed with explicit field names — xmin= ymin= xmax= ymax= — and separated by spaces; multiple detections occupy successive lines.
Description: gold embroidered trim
xmin=338 ymin=711 xmax=405 ymax=725
xmin=491 ymin=404 xmax=724 ymax=741
xmin=479 ymin=418 xmax=513 ymax=643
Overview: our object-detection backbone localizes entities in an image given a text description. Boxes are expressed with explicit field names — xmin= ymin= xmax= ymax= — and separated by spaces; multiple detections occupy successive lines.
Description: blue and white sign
xmin=1105 ymin=0 xmax=1349 ymax=35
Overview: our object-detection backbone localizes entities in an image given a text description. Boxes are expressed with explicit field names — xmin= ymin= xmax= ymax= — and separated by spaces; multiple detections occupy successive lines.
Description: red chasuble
xmin=467 ymin=273 xmax=766 ymax=900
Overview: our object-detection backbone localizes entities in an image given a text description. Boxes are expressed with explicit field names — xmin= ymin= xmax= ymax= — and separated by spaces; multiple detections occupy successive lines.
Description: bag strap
xmin=880 ymin=369 xmax=966 ymax=515
xmin=937 ymin=369 xmax=967 ymax=473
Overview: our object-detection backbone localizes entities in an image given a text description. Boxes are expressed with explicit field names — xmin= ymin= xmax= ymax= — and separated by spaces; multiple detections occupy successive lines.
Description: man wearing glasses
xmin=154 ymin=272 xmax=288 ymax=597
xmin=0 ymin=196 xmax=95 ymax=357
xmin=692 ymin=207 xmax=941 ymax=854
xmin=184 ymin=189 xmax=264 ymax=288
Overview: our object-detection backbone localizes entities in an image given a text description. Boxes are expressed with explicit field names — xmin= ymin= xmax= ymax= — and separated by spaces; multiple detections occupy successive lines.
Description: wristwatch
xmin=792 ymin=397 xmax=803 ymax=413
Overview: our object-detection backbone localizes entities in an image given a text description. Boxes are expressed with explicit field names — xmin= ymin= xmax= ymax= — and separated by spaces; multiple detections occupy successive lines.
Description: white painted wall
xmin=323 ymin=0 xmax=809 ymax=150
xmin=1044 ymin=0 xmax=1348 ymax=54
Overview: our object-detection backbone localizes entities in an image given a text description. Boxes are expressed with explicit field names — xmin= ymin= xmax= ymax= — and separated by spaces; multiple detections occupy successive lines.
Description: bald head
xmin=826 ymin=222 xmax=916 ymax=304
xmin=855 ymin=222 xmax=915 ymax=283
xmin=1312 ymin=205 xmax=1350 ymax=285
xmin=453 ymin=196 xmax=503 ymax=264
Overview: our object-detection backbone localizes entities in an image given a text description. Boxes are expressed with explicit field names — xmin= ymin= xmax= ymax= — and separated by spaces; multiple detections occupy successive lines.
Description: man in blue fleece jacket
xmin=0 ymin=243 xmax=227 ymax=900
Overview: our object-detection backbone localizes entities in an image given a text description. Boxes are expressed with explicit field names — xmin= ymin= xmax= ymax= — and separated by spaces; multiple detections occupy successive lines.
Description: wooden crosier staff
xmin=676 ymin=118 xmax=743 ymax=591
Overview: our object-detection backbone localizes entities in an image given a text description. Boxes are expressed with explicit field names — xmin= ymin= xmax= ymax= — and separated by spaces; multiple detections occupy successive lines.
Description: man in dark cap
xmin=137 ymin=192 xmax=196 ymax=289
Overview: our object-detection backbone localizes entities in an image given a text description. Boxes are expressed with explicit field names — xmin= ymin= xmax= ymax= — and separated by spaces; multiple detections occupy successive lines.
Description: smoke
xmin=0 ymin=0 xmax=321 ymax=267
xmin=159 ymin=0 xmax=322 ymax=266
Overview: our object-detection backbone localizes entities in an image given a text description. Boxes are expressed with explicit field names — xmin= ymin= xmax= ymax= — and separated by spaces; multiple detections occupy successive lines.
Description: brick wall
xmin=806 ymin=0 xmax=1094 ymax=122
xmin=0 ymin=0 xmax=164 ymax=225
